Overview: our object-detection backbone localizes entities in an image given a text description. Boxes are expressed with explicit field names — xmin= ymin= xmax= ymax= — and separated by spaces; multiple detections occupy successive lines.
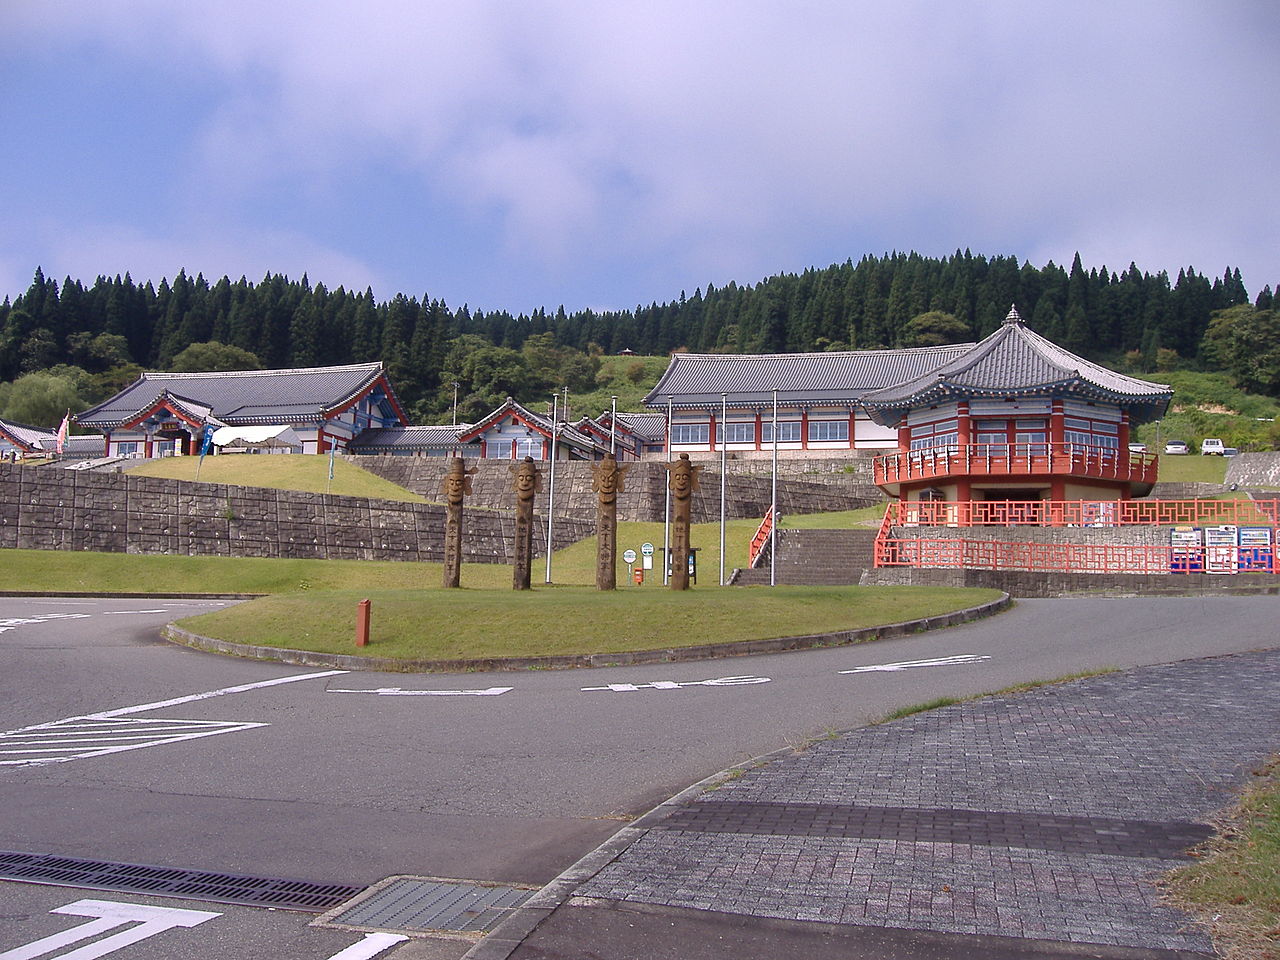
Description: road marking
xmin=0 ymin=671 xmax=345 ymax=767
xmin=582 ymin=675 xmax=771 ymax=692
xmin=101 ymin=609 xmax=168 ymax=615
xmin=0 ymin=898 xmax=219 ymax=960
xmin=329 ymin=686 xmax=513 ymax=697
xmin=323 ymin=933 xmax=410 ymax=960
xmin=839 ymin=654 xmax=991 ymax=674
xmin=80 ymin=670 xmax=349 ymax=720
xmin=0 ymin=614 xmax=92 ymax=634
xmin=0 ymin=717 xmax=268 ymax=767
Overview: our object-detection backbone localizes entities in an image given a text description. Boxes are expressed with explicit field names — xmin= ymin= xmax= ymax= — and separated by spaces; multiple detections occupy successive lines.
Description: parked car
xmin=1200 ymin=438 xmax=1225 ymax=455
xmin=1164 ymin=440 xmax=1189 ymax=455
xmin=1223 ymin=447 xmax=1239 ymax=457
xmin=1127 ymin=442 xmax=1147 ymax=453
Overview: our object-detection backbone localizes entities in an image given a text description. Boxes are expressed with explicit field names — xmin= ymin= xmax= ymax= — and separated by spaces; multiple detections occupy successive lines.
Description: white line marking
xmin=82 ymin=670 xmax=348 ymax=720
xmin=582 ymin=675 xmax=771 ymax=692
xmin=0 ymin=899 xmax=219 ymax=960
xmin=0 ymin=718 xmax=267 ymax=766
xmin=839 ymin=655 xmax=991 ymax=674
xmin=329 ymin=686 xmax=513 ymax=697
xmin=101 ymin=609 xmax=168 ymax=615
xmin=322 ymin=933 xmax=410 ymax=960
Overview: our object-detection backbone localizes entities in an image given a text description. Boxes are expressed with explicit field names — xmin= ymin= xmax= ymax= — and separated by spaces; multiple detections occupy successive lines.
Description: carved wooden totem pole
xmin=509 ymin=456 xmax=542 ymax=590
xmin=590 ymin=454 xmax=629 ymax=590
xmin=665 ymin=452 xmax=702 ymax=590
xmin=440 ymin=457 xmax=476 ymax=588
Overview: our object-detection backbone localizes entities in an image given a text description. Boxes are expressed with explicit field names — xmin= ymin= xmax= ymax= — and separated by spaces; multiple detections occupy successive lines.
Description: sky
xmin=2 ymin=0 xmax=1277 ymax=315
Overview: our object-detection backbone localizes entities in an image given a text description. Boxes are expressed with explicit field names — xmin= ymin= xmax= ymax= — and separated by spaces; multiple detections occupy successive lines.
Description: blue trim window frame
xmin=807 ymin=419 xmax=848 ymax=442
xmin=671 ymin=423 xmax=710 ymax=445
xmin=1064 ymin=417 xmax=1119 ymax=450
xmin=723 ymin=422 xmax=755 ymax=444
xmin=761 ymin=421 xmax=801 ymax=444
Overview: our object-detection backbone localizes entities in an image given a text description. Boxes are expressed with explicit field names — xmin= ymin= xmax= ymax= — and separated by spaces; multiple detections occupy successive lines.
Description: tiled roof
xmin=458 ymin=398 xmax=604 ymax=454
xmin=76 ymin=363 xmax=397 ymax=428
xmin=643 ymin=345 xmax=974 ymax=408
xmin=0 ymin=418 xmax=56 ymax=451
xmin=349 ymin=425 xmax=475 ymax=451
xmin=860 ymin=306 xmax=1172 ymax=422
xmin=615 ymin=412 xmax=668 ymax=442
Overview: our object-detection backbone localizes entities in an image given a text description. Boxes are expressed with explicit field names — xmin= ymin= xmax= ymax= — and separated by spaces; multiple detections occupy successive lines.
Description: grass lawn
xmin=126 ymin=454 xmax=426 ymax=503
xmin=781 ymin=504 xmax=888 ymax=529
xmin=1163 ymin=754 xmax=1280 ymax=960
xmin=176 ymin=584 xmax=1003 ymax=660
xmin=1157 ymin=455 xmax=1229 ymax=484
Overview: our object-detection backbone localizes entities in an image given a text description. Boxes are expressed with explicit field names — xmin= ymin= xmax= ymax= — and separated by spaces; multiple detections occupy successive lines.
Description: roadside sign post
xmin=641 ymin=541 xmax=654 ymax=572
xmin=623 ymin=548 xmax=638 ymax=585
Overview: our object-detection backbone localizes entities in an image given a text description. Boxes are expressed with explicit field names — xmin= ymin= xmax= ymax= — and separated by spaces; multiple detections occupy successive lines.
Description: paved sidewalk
xmin=499 ymin=648 xmax=1280 ymax=959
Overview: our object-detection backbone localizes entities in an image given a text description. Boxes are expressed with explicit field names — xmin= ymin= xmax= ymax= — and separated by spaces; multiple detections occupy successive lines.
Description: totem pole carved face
xmin=666 ymin=452 xmax=701 ymax=502
xmin=441 ymin=458 xmax=476 ymax=505
xmin=510 ymin=456 xmax=542 ymax=502
xmin=591 ymin=455 xmax=628 ymax=505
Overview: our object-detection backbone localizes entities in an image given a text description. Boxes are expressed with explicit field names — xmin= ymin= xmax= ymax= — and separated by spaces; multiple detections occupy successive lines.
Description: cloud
xmin=6 ymin=0 xmax=1279 ymax=303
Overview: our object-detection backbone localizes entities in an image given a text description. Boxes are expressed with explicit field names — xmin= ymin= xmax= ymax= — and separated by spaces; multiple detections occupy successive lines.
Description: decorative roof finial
xmin=1003 ymin=304 xmax=1023 ymax=325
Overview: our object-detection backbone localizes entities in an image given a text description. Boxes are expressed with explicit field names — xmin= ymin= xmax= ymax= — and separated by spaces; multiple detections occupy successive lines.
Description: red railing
xmin=882 ymin=498 xmax=1280 ymax=528
xmin=872 ymin=498 xmax=1280 ymax=573
xmin=748 ymin=506 xmax=774 ymax=569
xmin=873 ymin=443 xmax=1158 ymax=487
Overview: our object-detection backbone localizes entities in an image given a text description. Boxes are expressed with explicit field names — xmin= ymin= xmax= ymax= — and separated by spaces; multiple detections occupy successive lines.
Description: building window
xmin=117 ymin=442 xmax=139 ymax=457
xmin=671 ymin=423 xmax=710 ymax=445
xmin=808 ymin=420 xmax=849 ymax=442
xmin=723 ymin=422 xmax=755 ymax=444
xmin=909 ymin=419 xmax=958 ymax=450
xmin=761 ymin=421 xmax=801 ymax=444
xmin=1063 ymin=417 xmax=1118 ymax=450
xmin=513 ymin=438 xmax=541 ymax=459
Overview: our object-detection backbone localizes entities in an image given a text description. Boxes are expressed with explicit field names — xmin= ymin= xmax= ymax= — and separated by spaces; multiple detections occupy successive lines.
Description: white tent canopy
xmin=210 ymin=424 xmax=303 ymax=453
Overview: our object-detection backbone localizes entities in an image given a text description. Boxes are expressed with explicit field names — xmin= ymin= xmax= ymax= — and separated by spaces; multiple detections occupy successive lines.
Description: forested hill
xmin=1 ymin=251 xmax=1275 ymax=425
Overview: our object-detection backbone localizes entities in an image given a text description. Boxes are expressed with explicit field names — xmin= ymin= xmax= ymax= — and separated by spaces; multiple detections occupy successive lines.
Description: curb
xmin=0 ymin=591 xmax=262 ymax=600
xmin=162 ymin=592 xmax=1013 ymax=672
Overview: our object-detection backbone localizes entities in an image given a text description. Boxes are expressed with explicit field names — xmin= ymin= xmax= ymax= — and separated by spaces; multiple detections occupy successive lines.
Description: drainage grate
xmin=0 ymin=851 xmax=365 ymax=912
xmin=328 ymin=877 xmax=534 ymax=934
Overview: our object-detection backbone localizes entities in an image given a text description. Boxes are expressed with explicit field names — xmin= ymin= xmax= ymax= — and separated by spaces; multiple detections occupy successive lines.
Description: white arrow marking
xmin=839 ymin=655 xmax=991 ymax=674
xmin=322 ymin=932 xmax=410 ymax=960
xmin=329 ymin=687 xmax=513 ymax=696
xmin=582 ymin=675 xmax=771 ymax=692
xmin=0 ymin=899 xmax=219 ymax=960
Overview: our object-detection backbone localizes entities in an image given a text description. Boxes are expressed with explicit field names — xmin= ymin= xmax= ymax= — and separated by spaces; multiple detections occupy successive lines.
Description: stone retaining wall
xmin=349 ymin=456 xmax=883 ymax=523
xmin=1226 ymin=451 xmax=1280 ymax=488
xmin=0 ymin=463 xmax=592 ymax=563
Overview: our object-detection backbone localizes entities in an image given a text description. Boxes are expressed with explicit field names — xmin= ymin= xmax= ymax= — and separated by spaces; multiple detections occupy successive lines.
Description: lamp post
xmin=664 ymin=395 xmax=672 ymax=585
xmin=545 ymin=393 xmax=559 ymax=584
xmin=770 ymin=388 xmax=778 ymax=588
xmin=720 ymin=392 xmax=727 ymax=586
xmin=610 ymin=395 xmax=617 ymax=456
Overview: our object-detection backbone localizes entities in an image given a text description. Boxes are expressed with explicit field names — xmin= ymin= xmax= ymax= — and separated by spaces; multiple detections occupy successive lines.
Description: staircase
xmin=732 ymin=528 xmax=879 ymax=585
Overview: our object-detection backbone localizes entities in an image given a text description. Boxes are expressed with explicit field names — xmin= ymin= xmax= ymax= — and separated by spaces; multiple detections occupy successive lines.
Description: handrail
xmin=748 ymin=506 xmax=774 ymax=569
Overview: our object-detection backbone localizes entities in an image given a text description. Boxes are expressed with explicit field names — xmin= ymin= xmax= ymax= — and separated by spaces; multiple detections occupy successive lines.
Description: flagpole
xmin=770 ymin=389 xmax=778 ymax=587
xmin=719 ymin=392 xmax=727 ymax=586
xmin=545 ymin=394 xmax=559 ymax=584
xmin=663 ymin=395 xmax=672 ymax=585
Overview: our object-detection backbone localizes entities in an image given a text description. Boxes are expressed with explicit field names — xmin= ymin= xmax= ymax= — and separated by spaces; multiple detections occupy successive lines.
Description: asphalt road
xmin=1 ymin=593 xmax=1277 ymax=959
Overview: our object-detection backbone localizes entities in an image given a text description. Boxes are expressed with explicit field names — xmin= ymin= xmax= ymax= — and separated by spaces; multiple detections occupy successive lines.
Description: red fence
xmin=748 ymin=506 xmax=774 ymax=569
xmin=874 ymin=499 xmax=1280 ymax=574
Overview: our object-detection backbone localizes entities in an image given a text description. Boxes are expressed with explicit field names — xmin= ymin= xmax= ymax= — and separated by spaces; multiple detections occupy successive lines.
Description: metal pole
xmin=770 ymin=389 xmax=778 ymax=587
xmin=720 ymin=392 xmax=727 ymax=585
xmin=610 ymin=395 xmax=617 ymax=456
xmin=663 ymin=396 xmax=672 ymax=585
xmin=452 ymin=382 xmax=459 ymax=426
xmin=545 ymin=394 xmax=558 ymax=584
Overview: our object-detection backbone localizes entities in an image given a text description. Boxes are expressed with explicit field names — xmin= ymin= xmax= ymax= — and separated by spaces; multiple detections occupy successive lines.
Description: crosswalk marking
xmin=0 ymin=717 xmax=266 ymax=767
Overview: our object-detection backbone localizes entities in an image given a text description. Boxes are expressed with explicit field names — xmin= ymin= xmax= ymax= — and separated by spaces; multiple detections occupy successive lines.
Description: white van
xmin=1201 ymin=438 xmax=1225 ymax=455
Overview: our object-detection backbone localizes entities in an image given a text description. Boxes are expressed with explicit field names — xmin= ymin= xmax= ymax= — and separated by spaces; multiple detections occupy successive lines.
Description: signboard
xmin=640 ymin=542 xmax=654 ymax=556
xmin=622 ymin=549 xmax=637 ymax=564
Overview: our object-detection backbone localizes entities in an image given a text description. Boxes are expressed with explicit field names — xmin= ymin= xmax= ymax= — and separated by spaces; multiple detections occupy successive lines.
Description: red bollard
xmin=355 ymin=598 xmax=371 ymax=647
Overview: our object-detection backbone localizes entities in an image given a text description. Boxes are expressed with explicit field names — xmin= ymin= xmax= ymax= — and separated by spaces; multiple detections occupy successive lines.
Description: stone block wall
xmin=1226 ymin=452 xmax=1280 ymax=488
xmin=349 ymin=456 xmax=884 ymax=523
xmin=0 ymin=463 xmax=592 ymax=563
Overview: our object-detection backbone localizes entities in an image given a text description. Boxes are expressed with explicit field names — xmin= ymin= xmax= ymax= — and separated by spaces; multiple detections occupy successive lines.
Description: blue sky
xmin=2 ymin=1 xmax=1277 ymax=314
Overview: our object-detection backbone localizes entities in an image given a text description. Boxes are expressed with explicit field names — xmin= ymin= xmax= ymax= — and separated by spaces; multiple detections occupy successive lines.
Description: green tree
xmin=168 ymin=341 xmax=263 ymax=372
xmin=1201 ymin=305 xmax=1280 ymax=394
xmin=901 ymin=311 xmax=971 ymax=347
xmin=0 ymin=370 xmax=83 ymax=428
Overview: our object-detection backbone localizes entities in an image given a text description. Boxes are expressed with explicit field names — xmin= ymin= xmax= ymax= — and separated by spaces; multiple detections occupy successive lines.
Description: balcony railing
xmin=873 ymin=443 xmax=1158 ymax=487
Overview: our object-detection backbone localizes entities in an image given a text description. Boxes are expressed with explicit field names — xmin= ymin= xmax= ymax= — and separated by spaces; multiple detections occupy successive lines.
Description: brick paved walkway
xmin=577 ymin=648 xmax=1280 ymax=953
